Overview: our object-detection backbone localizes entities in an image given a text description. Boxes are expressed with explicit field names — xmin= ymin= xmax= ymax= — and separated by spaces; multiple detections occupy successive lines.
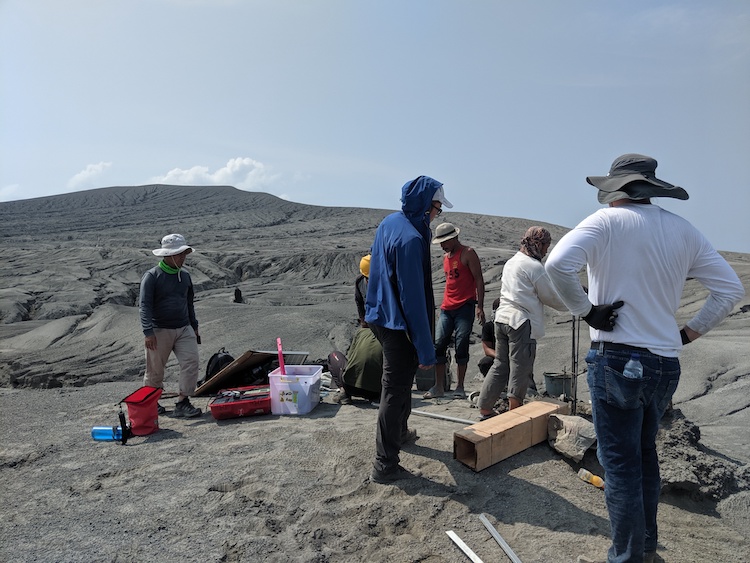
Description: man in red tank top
xmin=424 ymin=222 xmax=485 ymax=399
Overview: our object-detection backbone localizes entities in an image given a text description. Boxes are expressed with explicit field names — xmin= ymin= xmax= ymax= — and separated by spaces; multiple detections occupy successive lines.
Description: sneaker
xmin=173 ymin=399 xmax=202 ymax=418
xmin=370 ymin=464 xmax=418 ymax=484
xmin=400 ymin=428 xmax=418 ymax=444
xmin=157 ymin=403 xmax=167 ymax=415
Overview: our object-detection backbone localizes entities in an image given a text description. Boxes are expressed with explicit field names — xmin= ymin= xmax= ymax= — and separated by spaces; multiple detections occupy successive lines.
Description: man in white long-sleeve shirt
xmin=545 ymin=154 xmax=744 ymax=563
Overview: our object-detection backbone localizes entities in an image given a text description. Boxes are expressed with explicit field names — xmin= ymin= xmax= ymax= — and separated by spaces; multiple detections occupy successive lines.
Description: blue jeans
xmin=434 ymin=301 xmax=475 ymax=365
xmin=585 ymin=343 xmax=680 ymax=563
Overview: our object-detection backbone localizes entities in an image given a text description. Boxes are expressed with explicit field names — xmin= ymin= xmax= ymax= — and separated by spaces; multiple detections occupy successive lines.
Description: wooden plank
xmin=513 ymin=401 xmax=570 ymax=445
xmin=453 ymin=399 xmax=568 ymax=472
xmin=454 ymin=426 xmax=493 ymax=471
xmin=488 ymin=412 xmax=533 ymax=466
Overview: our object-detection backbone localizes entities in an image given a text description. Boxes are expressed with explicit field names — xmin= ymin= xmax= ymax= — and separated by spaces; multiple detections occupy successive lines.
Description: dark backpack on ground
xmin=201 ymin=347 xmax=235 ymax=386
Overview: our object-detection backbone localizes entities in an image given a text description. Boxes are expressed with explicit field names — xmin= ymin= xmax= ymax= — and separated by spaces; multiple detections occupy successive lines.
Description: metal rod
xmin=571 ymin=314 xmax=578 ymax=415
xmin=479 ymin=513 xmax=522 ymax=563
xmin=411 ymin=409 xmax=473 ymax=425
xmin=446 ymin=530 xmax=484 ymax=563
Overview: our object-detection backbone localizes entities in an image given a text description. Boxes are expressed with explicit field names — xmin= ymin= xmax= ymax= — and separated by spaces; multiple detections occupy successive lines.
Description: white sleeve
xmin=535 ymin=267 xmax=569 ymax=312
xmin=545 ymin=216 xmax=604 ymax=317
xmin=685 ymin=235 xmax=745 ymax=334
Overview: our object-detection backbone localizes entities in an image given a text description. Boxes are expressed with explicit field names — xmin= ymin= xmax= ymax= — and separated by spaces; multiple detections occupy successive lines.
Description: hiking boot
xmin=173 ymin=398 xmax=202 ymax=418
xmin=400 ymin=428 xmax=418 ymax=445
xmin=370 ymin=464 xmax=419 ymax=484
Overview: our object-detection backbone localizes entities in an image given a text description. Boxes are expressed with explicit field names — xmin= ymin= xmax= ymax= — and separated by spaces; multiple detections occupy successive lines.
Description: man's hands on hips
xmin=583 ymin=301 xmax=624 ymax=331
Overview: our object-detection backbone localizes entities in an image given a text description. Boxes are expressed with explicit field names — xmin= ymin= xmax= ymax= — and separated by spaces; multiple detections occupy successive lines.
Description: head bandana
xmin=519 ymin=226 xmax=551 ymax=261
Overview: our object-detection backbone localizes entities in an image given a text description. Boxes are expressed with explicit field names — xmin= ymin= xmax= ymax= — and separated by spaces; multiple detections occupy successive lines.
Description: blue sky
xmin=2 ymin=0 xmax=749 ymax=252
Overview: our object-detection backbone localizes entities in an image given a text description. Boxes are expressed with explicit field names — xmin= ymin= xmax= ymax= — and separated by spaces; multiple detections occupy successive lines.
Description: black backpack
xmin=201 ymin=347 xmax=235 ymax=385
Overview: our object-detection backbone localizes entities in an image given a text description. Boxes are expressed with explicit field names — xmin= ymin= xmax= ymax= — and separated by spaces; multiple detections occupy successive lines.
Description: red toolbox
xmin=209 ymin=385 xmax=271 ymax=420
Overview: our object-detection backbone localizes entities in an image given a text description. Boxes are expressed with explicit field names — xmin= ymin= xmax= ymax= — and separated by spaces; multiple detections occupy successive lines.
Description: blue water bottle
xmin=91 ymin=426 xmax=124 ymax=441
xmin=623 ymin=353 xmax=643 ymax=379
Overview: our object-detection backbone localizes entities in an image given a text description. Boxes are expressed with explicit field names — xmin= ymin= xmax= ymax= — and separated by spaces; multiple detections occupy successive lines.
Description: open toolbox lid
xmin=194 ymin=349 xmax=309 ymax=396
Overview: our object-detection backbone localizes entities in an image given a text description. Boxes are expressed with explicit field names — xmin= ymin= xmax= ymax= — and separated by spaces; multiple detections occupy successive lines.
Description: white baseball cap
xmin=433 ymin=186 xmax=453 ymax=208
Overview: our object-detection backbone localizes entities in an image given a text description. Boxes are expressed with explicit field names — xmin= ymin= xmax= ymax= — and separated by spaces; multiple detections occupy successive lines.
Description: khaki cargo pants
xmin=143 ymin=325 xmax=200 ymax=397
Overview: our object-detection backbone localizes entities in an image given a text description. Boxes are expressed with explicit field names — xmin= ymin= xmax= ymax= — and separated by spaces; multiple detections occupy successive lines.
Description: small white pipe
xmin=446 ymin=530 xmax=484 ymax=563
xmin=411 ymin=409 xmax=473 ymax=425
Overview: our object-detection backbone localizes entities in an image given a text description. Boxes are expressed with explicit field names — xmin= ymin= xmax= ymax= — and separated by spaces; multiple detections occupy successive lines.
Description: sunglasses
xmin=431 ymin=204 xmax=443 ymax=217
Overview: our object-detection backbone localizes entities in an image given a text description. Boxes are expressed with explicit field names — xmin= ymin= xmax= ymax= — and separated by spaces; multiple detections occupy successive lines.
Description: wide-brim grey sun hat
xmin=432 ymin=222 xmax=460 ymax=244
xmin=587 ymin=153 xmax=689 ymax=204
xmin=152 ymin=233 xmax=194 ymax=256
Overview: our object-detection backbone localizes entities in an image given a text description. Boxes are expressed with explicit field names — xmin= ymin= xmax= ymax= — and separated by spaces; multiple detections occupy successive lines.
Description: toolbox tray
xmin=209 ymin=385 xmax=271 ymax=420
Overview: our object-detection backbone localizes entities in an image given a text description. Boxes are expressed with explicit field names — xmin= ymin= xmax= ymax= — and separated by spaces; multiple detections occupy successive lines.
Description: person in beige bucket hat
xmin=424 ymin=222 xmax=485 ymax=400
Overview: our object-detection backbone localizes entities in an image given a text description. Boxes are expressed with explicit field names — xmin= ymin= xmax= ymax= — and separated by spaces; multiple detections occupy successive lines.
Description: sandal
xmin=452 ymin=387 xmax=466 ymax=399
xmin=423 ymin=386 xmax=444 ymax=399
xmin=479 ymin=411 xmax=499 ymax=422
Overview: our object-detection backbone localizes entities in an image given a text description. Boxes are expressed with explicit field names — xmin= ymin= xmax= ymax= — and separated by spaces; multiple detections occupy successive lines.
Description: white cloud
xmin=0 ymin=184 xmax=21 ymax=202
xmin=151 ymin=157 xmax=278 ymax=191
xmin=67 ymin=162 xmax=113 ymax=189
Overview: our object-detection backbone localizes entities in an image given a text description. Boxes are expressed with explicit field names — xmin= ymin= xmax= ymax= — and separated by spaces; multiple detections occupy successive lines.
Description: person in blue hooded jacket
xmin=365 ymin=175 xmax=452 ymax=483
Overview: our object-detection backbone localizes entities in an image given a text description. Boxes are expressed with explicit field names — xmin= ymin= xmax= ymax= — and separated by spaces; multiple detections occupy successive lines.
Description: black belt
xmin=591 ymin=341 xmax=649 ymax=354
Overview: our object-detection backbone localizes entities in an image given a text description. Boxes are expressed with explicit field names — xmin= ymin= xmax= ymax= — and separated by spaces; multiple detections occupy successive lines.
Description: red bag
xmin=120 ymin=386 xmax=162 ymax=436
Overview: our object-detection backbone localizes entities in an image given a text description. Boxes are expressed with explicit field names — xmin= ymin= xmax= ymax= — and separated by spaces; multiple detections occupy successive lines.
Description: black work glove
xmin=583 ymin=301 xmax=624 ymax=331
xmin=680 ymin=329 xmax=691 ymax=345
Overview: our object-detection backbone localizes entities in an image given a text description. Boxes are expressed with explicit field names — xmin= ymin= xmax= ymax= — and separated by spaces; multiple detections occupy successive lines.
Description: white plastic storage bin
xmin=269 ymin=365 xmax=323 ymax=415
